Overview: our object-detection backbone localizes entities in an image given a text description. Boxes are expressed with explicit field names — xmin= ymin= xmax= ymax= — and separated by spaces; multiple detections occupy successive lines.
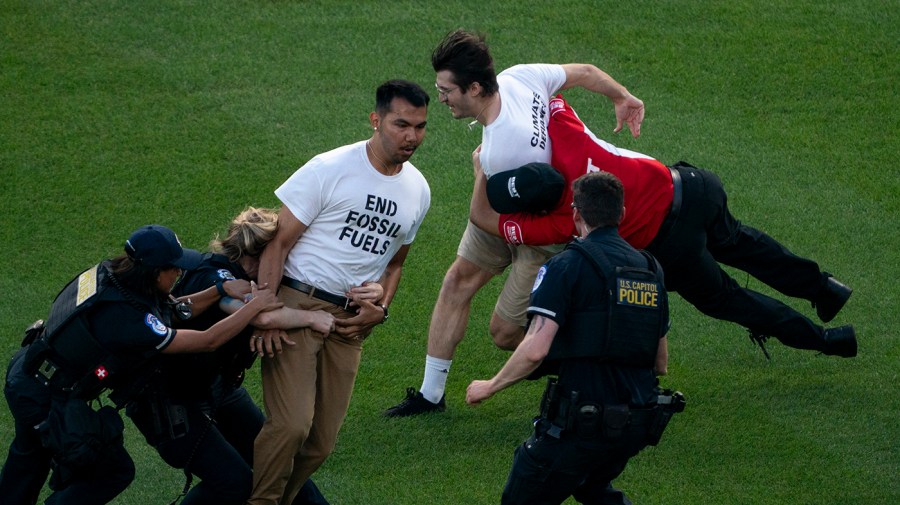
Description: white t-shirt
xmin=275 ymin=140 xmax=431 ymax=294
xmin=479 ymin=64 xmax=567 ymax=178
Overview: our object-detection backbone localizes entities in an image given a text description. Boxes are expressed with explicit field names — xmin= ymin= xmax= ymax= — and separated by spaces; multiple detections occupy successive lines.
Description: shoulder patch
xmin=532 ymin=265 xmax=547 ymax=293
xmin=217 ymin=269 xmax=237 ymax=281
xmin=76 ymin=265 xmax=99 ymax=306
xmin=145 ymin=313 xmax=169 ymax=336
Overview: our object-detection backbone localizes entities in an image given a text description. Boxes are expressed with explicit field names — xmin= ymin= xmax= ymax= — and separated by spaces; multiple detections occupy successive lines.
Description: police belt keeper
xmin=539 ymin=378 xmax=685 ymax=445
xmin=281 ymin=276 xmax=352 ymax=310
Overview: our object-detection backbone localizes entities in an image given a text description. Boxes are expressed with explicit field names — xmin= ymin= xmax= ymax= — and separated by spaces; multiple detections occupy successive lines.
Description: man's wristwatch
xmin=379 ymin=304 xmax=389 ymax=323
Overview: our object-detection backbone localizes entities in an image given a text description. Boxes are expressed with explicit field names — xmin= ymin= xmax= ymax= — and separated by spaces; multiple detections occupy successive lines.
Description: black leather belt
xmin=668 ymin=165 xmax=683 ymax=218
xmin=660 ymin=165 xmax=683 ymax=231
xmin=281 ymin=276 xmax=351 ymax=310
xmin=648 ymin=165 xmax=683 ymax=248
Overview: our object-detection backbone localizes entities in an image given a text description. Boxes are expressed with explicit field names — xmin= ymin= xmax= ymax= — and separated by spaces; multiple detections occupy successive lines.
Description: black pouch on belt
xmin=602 ymin=404 xmax=630 ymax=439
xmin=575 ymin=403 xmax=602 ymax=439
xmin=539 ymin=377 xmax=559 ymax=420
xmin=148 ymin=391 xmax=190 ymax=444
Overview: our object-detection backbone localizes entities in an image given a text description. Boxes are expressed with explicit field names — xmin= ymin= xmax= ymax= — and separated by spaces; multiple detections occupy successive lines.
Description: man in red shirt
xmin=470 ymin=96 xmax=856 ymax=358
xmin=481 ymin=97 xmax=672 ymax=250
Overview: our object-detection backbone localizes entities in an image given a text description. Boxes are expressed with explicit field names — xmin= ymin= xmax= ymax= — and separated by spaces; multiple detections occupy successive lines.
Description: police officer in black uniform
xmin=0 ymin=224 xmax=280 ymax=505
xmin=467 ymin=172 xmax=684 ymax=505
xmin=126 ymin=208 xmax=330 ymax=505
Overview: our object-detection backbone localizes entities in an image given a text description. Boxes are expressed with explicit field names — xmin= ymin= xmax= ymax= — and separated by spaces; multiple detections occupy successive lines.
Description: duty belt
xmin=281 ymin=276 xmax=352 ymax=310
xmin=539 ymin=379 xmax=685 ymax=442
xmin=547 ymin=400 xmax=658 ymax=431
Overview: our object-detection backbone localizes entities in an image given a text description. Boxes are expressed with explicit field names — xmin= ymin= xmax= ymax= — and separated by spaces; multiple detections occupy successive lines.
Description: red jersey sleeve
xmin=498 ymin=207 xmax=578 ymax=245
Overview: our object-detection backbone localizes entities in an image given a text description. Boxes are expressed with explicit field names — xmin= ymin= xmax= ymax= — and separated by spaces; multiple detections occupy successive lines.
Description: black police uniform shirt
xmin=173 ymin=253 xmax=247 ymax=331
xmin=161 ymin=254 xmax=249 ymax=399
xmin=87 ymin=295 xmax=175 ymax=392
xmin=528 ymin=227 xmax=659 ymax=407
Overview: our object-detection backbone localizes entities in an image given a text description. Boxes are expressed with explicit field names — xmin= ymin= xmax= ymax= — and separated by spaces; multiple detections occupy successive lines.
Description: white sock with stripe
xmin=420 ymin=355 xmax=452 ymax=404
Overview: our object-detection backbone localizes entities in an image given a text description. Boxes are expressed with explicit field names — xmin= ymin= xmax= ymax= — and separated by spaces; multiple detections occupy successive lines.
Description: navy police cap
xmin=125 ymin=225 xmax=202 ymax=270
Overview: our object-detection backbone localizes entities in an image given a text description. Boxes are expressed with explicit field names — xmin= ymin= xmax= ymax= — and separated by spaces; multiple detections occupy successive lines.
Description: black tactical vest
xmin=545 ymin=240 xmax=669 ymax=368
xmin=23 ymin=262 xmax=159 ymax=404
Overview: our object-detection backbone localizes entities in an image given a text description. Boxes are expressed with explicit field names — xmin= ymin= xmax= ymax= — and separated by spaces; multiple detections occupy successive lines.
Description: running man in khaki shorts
xmin=385 ymin=29 xmax=645 ymax=416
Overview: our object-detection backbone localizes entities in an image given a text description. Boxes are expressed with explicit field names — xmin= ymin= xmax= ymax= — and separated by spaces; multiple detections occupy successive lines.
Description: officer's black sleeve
xmin=174 ymin=263 xmax=237 ymax=299
xmin=527 ymin=253 xmax=579 ymax=329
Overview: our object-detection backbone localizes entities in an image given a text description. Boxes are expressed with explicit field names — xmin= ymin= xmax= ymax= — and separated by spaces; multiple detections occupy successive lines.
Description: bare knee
xmin=490 ymin=316 xmax=525 ymax=351
xmin=438 ymin=258 xmax=494 ymax=304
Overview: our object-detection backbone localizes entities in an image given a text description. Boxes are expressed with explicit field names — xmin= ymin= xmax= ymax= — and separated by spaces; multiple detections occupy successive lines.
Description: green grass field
xmin=1 ymin=1 xmax=897 ymax=503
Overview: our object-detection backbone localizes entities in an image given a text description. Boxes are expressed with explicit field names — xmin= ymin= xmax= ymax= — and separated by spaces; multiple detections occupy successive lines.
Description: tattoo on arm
xmin=529 ymin=316 xmax=547 ymax=335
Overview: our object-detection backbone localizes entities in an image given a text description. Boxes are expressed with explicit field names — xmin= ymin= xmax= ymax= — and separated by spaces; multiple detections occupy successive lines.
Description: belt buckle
xmin=310 ymin=285 xmax=350 ymax=310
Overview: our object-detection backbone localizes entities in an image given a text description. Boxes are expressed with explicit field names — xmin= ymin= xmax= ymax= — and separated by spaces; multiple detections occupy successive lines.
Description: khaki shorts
xmin=457 ymin=220 xmax=562 ymax=326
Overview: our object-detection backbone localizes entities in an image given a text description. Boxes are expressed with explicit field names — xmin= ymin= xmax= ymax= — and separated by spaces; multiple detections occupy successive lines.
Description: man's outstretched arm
xmin=560 ymin=63 xmax=645 ymax=138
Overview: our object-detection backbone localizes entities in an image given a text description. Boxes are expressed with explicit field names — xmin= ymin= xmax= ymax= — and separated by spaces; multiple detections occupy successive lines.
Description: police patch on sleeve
xmin=217 ymin=269 xmax=236 ymax=281
xmin=145 ymin=313 xmax=169 ymax=336
xmin=532 ymin=265 xmax=547 ymax=293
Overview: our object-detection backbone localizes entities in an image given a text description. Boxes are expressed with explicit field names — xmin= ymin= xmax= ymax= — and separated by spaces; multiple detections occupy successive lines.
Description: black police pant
xmin=0 ymin=402 xmax=52 ymax=505
xmin=131 ymin=386 xmax=328 ymax=505
xmin=502 ymin=421 xmax=648 ymax=505
xmin=646 ymin=163 xmax=829 ymax=350
xmin=1 ymin=348 xmax=53 ymax=504
xmin=1 ymin=348 xmax=135 ymax=505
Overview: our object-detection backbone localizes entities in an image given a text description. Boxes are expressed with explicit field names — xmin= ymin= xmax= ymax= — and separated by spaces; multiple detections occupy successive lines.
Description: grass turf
xmin=1 ymin=1 xmax=897 ymax=503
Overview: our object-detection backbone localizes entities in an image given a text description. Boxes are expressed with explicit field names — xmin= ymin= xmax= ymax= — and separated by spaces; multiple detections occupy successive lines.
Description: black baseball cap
xmin=124 ymin=225 xmax=202 ymax=270
xmin=486 ymin=162 xmax=565 ymax=214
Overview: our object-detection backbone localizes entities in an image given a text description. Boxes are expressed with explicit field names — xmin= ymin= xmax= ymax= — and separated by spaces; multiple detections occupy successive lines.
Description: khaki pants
xmin=457 ymin=221 xmax=560 ymax=325
xmin=249 ymin=286 xmax=367 ymax=505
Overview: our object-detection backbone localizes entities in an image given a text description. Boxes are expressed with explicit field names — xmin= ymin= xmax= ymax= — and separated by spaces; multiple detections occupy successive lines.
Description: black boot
xmin=814 ymin=275 xmax=852 ymax=323
xmin=822 ymin=325 xmax=857 ymax=357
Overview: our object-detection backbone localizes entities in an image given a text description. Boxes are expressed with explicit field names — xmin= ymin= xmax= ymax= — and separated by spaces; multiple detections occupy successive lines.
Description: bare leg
xmin=489 ymin=314 xmax=525 ymax=351
xmin=426 ymin=256 xmax=496 ymax=359
xmin=384 ymin=256 xmax=495 ymax=416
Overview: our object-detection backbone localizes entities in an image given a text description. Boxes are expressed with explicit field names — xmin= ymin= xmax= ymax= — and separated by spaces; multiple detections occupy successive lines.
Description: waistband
xmin=647 ymin=164 xmax=684 ymax=249
xmin=281 ymin=276 xmax=351 ymax=310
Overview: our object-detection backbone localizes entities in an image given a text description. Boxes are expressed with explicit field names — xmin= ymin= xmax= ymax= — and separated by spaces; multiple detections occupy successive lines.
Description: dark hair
xmin=108 ymin=255 xmax=169 ymax=301
xmin=572 ymin=172 xmax=625 ymax=229
xmin=375 ymin=80 xmax=430 ymax=115
xmin=431 ymin=29 xmax=498 ymax=96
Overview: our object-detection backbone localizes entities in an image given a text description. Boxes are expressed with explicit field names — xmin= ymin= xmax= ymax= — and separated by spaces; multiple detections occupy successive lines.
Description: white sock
xmin=420 ymin=355 xmax=452 ymax=404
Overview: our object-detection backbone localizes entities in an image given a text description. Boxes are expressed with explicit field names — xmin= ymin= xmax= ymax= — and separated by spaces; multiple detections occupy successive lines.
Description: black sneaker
xmin=822 ymin=325 xmax=857 ymax=358
xmin=383 ymin=387 xmax=446 ymax=417
xmin=814 ymin=275 xmax=853 ymax=323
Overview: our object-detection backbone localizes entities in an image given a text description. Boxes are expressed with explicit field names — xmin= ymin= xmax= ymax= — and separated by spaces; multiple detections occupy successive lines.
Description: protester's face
xmin=435 ymin=70 xmax=474 ymax=119
xmin=240 ymin=256 xmax=260 ymax=280
xmin=156 ymin=267 xmax=182 ymax=294
xmin=372 ymin=97 xmax=428 ymax=164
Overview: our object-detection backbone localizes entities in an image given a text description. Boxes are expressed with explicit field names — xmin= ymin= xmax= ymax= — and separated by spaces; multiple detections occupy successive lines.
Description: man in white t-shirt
xmin=385 ymin=29 xmax=645 ymax=417
xmin=250 ymin=80 xmax=431 ymax=504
